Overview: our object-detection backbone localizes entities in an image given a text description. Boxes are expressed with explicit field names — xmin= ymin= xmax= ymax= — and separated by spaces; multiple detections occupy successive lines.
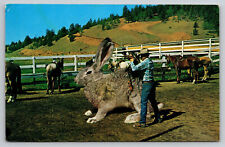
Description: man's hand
xmin=129 ymin=54 xmax=134 ymax=62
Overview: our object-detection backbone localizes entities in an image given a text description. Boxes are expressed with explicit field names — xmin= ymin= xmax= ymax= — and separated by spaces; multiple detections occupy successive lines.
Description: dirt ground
xmin=6 ymin=73 xmax=219 ymax=142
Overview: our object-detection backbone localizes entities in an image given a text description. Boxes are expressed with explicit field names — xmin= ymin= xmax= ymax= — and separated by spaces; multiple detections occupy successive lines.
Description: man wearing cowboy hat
xmin=130 ymin=48 xmax=162 ymax=128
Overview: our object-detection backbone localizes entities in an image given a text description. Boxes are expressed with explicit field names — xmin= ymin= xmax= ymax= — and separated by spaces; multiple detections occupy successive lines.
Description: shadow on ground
xmin=148 ymin=109 xmax=185 ymax=126
xmin=140 ymin=125 xmax=184 ymax=142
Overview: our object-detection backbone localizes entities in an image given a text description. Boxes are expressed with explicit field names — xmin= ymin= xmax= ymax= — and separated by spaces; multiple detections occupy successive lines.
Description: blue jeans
xmin=139 ymin=82 xmax=159 ymax=124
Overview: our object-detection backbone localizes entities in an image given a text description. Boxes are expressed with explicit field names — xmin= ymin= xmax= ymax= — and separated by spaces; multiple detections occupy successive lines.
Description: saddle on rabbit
xmin=75 ymin=37 xmax=163 ymax=123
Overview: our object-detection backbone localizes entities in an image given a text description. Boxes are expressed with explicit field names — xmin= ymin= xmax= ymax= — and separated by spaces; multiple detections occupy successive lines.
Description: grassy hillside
xmin=6 ymin=18 xmax=218 ymax=57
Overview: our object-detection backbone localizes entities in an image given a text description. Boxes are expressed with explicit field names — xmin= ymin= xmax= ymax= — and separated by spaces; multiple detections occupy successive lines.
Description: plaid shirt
xmin=130 ymin=58 xmax=154 ymax=81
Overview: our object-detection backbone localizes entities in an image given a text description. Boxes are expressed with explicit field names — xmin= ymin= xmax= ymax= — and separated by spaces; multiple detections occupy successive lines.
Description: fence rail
xmin=5 ymin=38 xmax=219 ymax=79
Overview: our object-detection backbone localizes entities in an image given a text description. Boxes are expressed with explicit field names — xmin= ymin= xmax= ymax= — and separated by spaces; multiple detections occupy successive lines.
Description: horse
xmin=5 ymin=61 xmax=22 ymax=103
xmin=46 ymin=58 xmax=64 ymax=94
xmin=198 ymin=57 xmax=212 ymax=81
xmin=181 ymin=56 xmax=212 ymax=81
xmin=108 ymin=59 xmax=130 ymax=72
xmin=166 ymin=55 xmax=199 ymax=84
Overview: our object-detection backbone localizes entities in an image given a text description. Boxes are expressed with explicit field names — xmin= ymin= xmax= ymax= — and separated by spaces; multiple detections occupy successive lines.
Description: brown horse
xmin=183 ymin=56 xmax=211 ymax=81
xmin=199 ymin=57 xmax=211 ymax=81
xmin=166 ymin=55 xmax=199 ymax=84
xmin=5 ymin=61 xmax=22 ymax=103
xmin=46 ymin=58 xmax=64 ymax=94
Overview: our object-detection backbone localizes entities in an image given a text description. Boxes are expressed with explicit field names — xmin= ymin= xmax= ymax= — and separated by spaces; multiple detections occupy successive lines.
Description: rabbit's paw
xmin=158 ymin=102 xmax=164 ymax=110
xmin=87 ymin=117 xmax=98 ymax=123
xmin=124 ymin=113 xmax=140 ymax=123
xmin=84 ymin=110 xmax=92 ymax=116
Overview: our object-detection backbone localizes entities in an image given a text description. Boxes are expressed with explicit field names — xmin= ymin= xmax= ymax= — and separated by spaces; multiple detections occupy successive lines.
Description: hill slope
xmin=6 ymin=18 xmax=218 ymax=57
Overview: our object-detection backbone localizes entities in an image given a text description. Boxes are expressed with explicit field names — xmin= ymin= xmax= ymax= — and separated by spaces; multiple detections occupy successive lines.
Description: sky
xmin=5 ymin=4 xmax=137 ymax=45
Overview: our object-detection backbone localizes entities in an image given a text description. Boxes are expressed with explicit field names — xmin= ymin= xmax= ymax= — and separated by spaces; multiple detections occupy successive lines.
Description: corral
xmin=5 ymin=38 xmax=220 ymax=142
xmin=6 ymin=73 xmax=219 ymax=141
xmin=5 ymin=38 xmax=219 ymax=80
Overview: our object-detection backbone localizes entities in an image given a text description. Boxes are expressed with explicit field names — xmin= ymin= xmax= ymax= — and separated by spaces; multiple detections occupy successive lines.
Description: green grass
xmin=18 ymin=74 xmax=80 ymax=92
xmin=150 ymin=19 xmax=217 ymax=40
xmin=48 ymin=37 xmax=97 ymax=54
xmin=15 ymin=60 xmax=219 ymax=93
xmin=83 ymin=25 xmax=159 ymax=45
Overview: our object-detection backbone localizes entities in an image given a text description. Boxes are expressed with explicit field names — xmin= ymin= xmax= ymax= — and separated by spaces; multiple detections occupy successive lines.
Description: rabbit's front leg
xmin=86 ymin=101 xmax=115 ymax=123
xmin=86 ymin=109 xmax=107 ymax=123
xmin=84 ymin=110 xmax=92 ymax=116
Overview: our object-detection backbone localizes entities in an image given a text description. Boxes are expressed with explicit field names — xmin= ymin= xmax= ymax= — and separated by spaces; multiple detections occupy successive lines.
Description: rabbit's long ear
xmin=94 ymin=37 xmax=114 ymax=72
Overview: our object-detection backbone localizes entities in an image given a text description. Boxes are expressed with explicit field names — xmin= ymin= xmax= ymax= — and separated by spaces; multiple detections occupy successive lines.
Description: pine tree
xmin=16 ymin=40 xmax=23 ymax=49
xmin=123 ymin=5 xmax=129 ymax=18
xmin=69 ymin=23 xmax=76 ymax=34
xmin=102 ymin=21 xmax=106 ymax=30
xmin=57 ymin=27 xmax=68 ymax=38
xmin=8 ymin=42 xmax=16 ymax=52
xmin=193 ymin=28 xmax=198 ymax=35
xmin=68 ymin=32 xmax=75 ymax=42
xmin=45 ymin=29 xmax=55 ymax=46
xmin=83 ymin=19 xmax=93 ymax=30
xmin=23 ymin=35 xmax=32 ymax=46
xmin=74 ymin=23 xmax=82 ymax=34
xmin=193 ymin=22 xmax=199 ymax=28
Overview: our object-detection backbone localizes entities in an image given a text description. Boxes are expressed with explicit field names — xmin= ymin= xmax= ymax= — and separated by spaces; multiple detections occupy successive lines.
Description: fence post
xmin=74 ymin=55 xmax=77 ymax=71
xmin=208 ymin=38 xmax=212 ymax=59
xmin=32 ymin=56 xmax=36 ymax=74
xmin=126 ymin=46 xmax=129 ymax=62
xmin=161 ymin=56 xmax=166 ymax=81
xmin=181 ymin=41 xmax=184 ymax=57
xmin=32 ymin=56 xmax=36 ymax=84
xmin=159 ymin=43 xmax=162 ymax=59
xmin=115 ymin=48 xmax=118 ymax=62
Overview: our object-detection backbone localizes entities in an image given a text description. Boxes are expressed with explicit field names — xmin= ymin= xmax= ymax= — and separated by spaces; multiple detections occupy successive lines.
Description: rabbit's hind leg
xmin=124 ymin=113 xmax=140 ymax=123
xmin=124 ymin=95 xmax=141 ymax=123
xmin=129 ymin=94 xmax=141 ymax=113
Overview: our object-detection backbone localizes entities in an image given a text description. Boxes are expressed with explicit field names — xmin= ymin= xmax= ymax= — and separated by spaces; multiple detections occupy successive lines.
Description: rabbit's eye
xmin=87 ymin=71 xmax=92 ymax=75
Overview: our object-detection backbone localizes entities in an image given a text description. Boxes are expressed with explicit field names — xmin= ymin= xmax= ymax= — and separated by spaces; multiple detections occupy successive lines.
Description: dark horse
xmin=5 ymin=61 xmax=22 ymax=103
xmin=46 ymin=58 xmax=64 ymax=94
xmin=166 ymin=55 xmax=199 ymax=84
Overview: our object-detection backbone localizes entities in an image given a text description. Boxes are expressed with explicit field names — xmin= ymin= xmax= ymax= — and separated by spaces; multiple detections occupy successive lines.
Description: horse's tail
xmin=45 ymin=64 xmax=49 ymax=68
xmin=17 ymin=66 xmax=22 ymax=93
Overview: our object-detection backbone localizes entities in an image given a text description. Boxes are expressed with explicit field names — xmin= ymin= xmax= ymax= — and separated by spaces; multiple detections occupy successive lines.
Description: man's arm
xmin=130 ymin=60 xmax=147 ymax=71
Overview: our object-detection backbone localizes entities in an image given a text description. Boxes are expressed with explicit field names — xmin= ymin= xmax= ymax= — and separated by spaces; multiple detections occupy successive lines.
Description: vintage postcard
xmin=5 ymin=4 xmax=219 ymax=142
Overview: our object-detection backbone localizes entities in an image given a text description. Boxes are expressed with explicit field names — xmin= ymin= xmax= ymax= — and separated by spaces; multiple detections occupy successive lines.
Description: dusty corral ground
xmin=6 ymin=73 xmax=219 ymax=142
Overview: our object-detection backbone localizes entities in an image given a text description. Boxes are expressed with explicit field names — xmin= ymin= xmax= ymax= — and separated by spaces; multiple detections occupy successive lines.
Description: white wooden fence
xmin=5 ymin=54 xmax=95 ymax=78
xmin=5 ymin=38 xmax=219 ymax=79
xmin=113 ymin=38 xmax=219 ymax=61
